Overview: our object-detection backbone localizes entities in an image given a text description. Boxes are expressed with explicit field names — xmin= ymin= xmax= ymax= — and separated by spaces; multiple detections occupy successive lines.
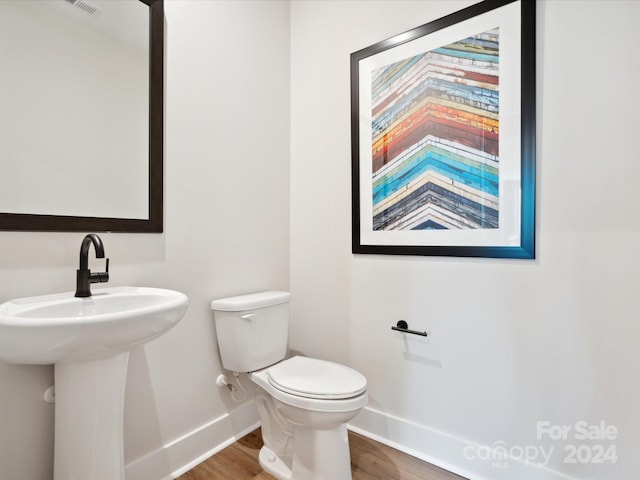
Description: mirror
xmin=0 ymin=0 xmax=163 ymax=232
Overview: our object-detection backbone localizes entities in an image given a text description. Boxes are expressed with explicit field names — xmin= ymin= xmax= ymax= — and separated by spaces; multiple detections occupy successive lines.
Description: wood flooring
xmin=177 ymin=428 xmax=467 ymax=480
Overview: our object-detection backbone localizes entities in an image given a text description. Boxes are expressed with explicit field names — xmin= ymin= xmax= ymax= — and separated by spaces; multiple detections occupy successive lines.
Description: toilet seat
xmin=250 ymin=357 xmax=368 ymax=413
xmin=268 ymin=356 xmax=367 ymax=400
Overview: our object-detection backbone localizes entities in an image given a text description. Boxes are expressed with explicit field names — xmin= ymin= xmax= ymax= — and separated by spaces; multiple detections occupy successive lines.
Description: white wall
xmin=0 ymin=1 xmax=290 ymax=479
xmin=290 ymin=1 xmax=640 ymax=480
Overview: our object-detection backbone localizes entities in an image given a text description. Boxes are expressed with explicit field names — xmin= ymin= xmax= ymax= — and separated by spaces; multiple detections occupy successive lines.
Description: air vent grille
xmin=63 ymin=0 xmax=102 ymax=17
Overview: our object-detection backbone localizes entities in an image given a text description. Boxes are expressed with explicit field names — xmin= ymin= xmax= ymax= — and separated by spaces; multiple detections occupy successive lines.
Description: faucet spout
xmin=75 ymin=234 xmax=109 ymax=298
xmin=79 ymin=234 xmax=105 ymax=270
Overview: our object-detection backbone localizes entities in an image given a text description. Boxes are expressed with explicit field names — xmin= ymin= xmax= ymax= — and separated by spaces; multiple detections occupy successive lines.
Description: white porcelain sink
xmin=0 ymin=286 xmax=188 ymax=364
xmin=0 ymin=286 xmax=188 ymax=480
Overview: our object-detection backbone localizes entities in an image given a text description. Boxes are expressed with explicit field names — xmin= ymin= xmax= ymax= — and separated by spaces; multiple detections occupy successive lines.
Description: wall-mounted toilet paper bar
xmin=391 ymin=320 xmax=428 ymax=337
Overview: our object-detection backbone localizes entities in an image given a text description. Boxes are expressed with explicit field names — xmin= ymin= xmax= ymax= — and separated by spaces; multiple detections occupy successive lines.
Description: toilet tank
xmin=210 ymin=291 xmax=291 ymax=373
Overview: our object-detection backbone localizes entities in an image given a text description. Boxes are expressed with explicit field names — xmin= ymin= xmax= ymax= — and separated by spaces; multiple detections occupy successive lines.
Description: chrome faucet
xmin=75 ymin=234 xmax=110 ymax=298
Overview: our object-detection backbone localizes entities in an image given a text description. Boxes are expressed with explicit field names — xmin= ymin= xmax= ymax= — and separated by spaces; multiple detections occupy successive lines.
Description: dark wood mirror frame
xmin=0 ymin=0 xmax=164 ymax=233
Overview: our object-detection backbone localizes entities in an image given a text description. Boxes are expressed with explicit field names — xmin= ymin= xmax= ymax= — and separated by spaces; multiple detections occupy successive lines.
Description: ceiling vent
xmin=63 ymin=0 xmax=102 ymax=17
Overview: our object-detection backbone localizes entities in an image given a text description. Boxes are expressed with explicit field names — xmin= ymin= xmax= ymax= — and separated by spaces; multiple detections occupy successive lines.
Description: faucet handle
xmin=90 ymin=258 xmax=110 ymax=284
xmin=100 ymin=258 xmax=110 ymax=283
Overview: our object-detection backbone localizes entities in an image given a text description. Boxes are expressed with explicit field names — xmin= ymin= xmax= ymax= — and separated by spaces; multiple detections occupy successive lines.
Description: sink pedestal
xmin=0 ymin=286 xmax=189 ymax=479
xmin=54 ymin=352 xmax=130 ymax=480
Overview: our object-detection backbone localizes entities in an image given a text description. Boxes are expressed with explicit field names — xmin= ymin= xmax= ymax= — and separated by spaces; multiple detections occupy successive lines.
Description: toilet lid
xmin=268 ymin=356 xmax=367 ymax=400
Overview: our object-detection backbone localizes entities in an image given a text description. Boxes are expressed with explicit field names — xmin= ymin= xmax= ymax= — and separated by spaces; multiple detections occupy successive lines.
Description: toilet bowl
xmin=211 ymin=292 xmax=368 ymax=480
xmin=251 ymin=356 xmax=367 ymax=480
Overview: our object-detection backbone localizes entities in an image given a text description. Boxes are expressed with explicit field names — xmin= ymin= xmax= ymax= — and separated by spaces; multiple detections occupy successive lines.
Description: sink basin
xmin=0 ymin=286 xmax=188 ymax=364
xmin=0 ymin=285 xmax=189 ymax=480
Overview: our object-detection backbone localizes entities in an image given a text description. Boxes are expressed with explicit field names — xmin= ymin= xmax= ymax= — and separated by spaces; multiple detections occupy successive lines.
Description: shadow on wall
xmin=123 ymin=347 xmax=171 ymax=475
xmin=401 ymin=335 xmax=443 ymax=368
xmin=0 ymin=362 xmax=54 ymax=480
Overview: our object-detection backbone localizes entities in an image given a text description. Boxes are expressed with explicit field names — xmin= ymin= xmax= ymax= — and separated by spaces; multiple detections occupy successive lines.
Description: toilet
xmin=211 ymin=291 xmax=367 ymax=480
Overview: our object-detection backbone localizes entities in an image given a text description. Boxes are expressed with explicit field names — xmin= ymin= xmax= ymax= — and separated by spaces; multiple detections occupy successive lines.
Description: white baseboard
xmin=125 ymin=401 xmax=260 ymax=480
xmin=125 ymin=402 xmax=581 ymax=480
xmin=348 ymin=406 xmax=580 ymax=480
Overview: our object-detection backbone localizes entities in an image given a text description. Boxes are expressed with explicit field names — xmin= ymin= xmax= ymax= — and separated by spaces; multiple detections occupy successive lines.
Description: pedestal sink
xmin=0 ymin=286 xmax=188 ymax=480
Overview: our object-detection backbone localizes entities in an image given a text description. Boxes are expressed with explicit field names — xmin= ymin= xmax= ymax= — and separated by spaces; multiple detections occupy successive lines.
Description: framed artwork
xmin=350 ymin=0 xmax=535 ymax=258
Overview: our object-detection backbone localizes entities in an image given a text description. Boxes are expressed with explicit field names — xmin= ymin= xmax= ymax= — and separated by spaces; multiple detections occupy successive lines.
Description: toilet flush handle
xmin=240 ymin=313 xmax=256 ymax=321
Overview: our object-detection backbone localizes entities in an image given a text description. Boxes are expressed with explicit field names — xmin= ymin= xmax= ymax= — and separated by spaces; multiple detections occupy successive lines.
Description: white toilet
xmin=211 ymin=291 xmax=367 ymax=480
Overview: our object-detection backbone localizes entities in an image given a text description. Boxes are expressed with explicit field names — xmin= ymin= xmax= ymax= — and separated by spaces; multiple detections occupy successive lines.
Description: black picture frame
xmin=351 ymin=0 xmax=535 ymax=258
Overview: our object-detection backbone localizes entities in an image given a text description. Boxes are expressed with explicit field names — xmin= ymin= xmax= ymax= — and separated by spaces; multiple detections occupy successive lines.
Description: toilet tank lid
xmin=210 ymin=291 xmax=291 ymax=311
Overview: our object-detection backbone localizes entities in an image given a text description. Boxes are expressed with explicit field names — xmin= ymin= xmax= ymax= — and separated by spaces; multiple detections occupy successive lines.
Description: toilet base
xmin=290 ymin=424 xmax=352 ymax=480
xmin=259 ymin=445 xmax=292 ymax=480
xmin=260 ymin=423 xmax=352 ymax=480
